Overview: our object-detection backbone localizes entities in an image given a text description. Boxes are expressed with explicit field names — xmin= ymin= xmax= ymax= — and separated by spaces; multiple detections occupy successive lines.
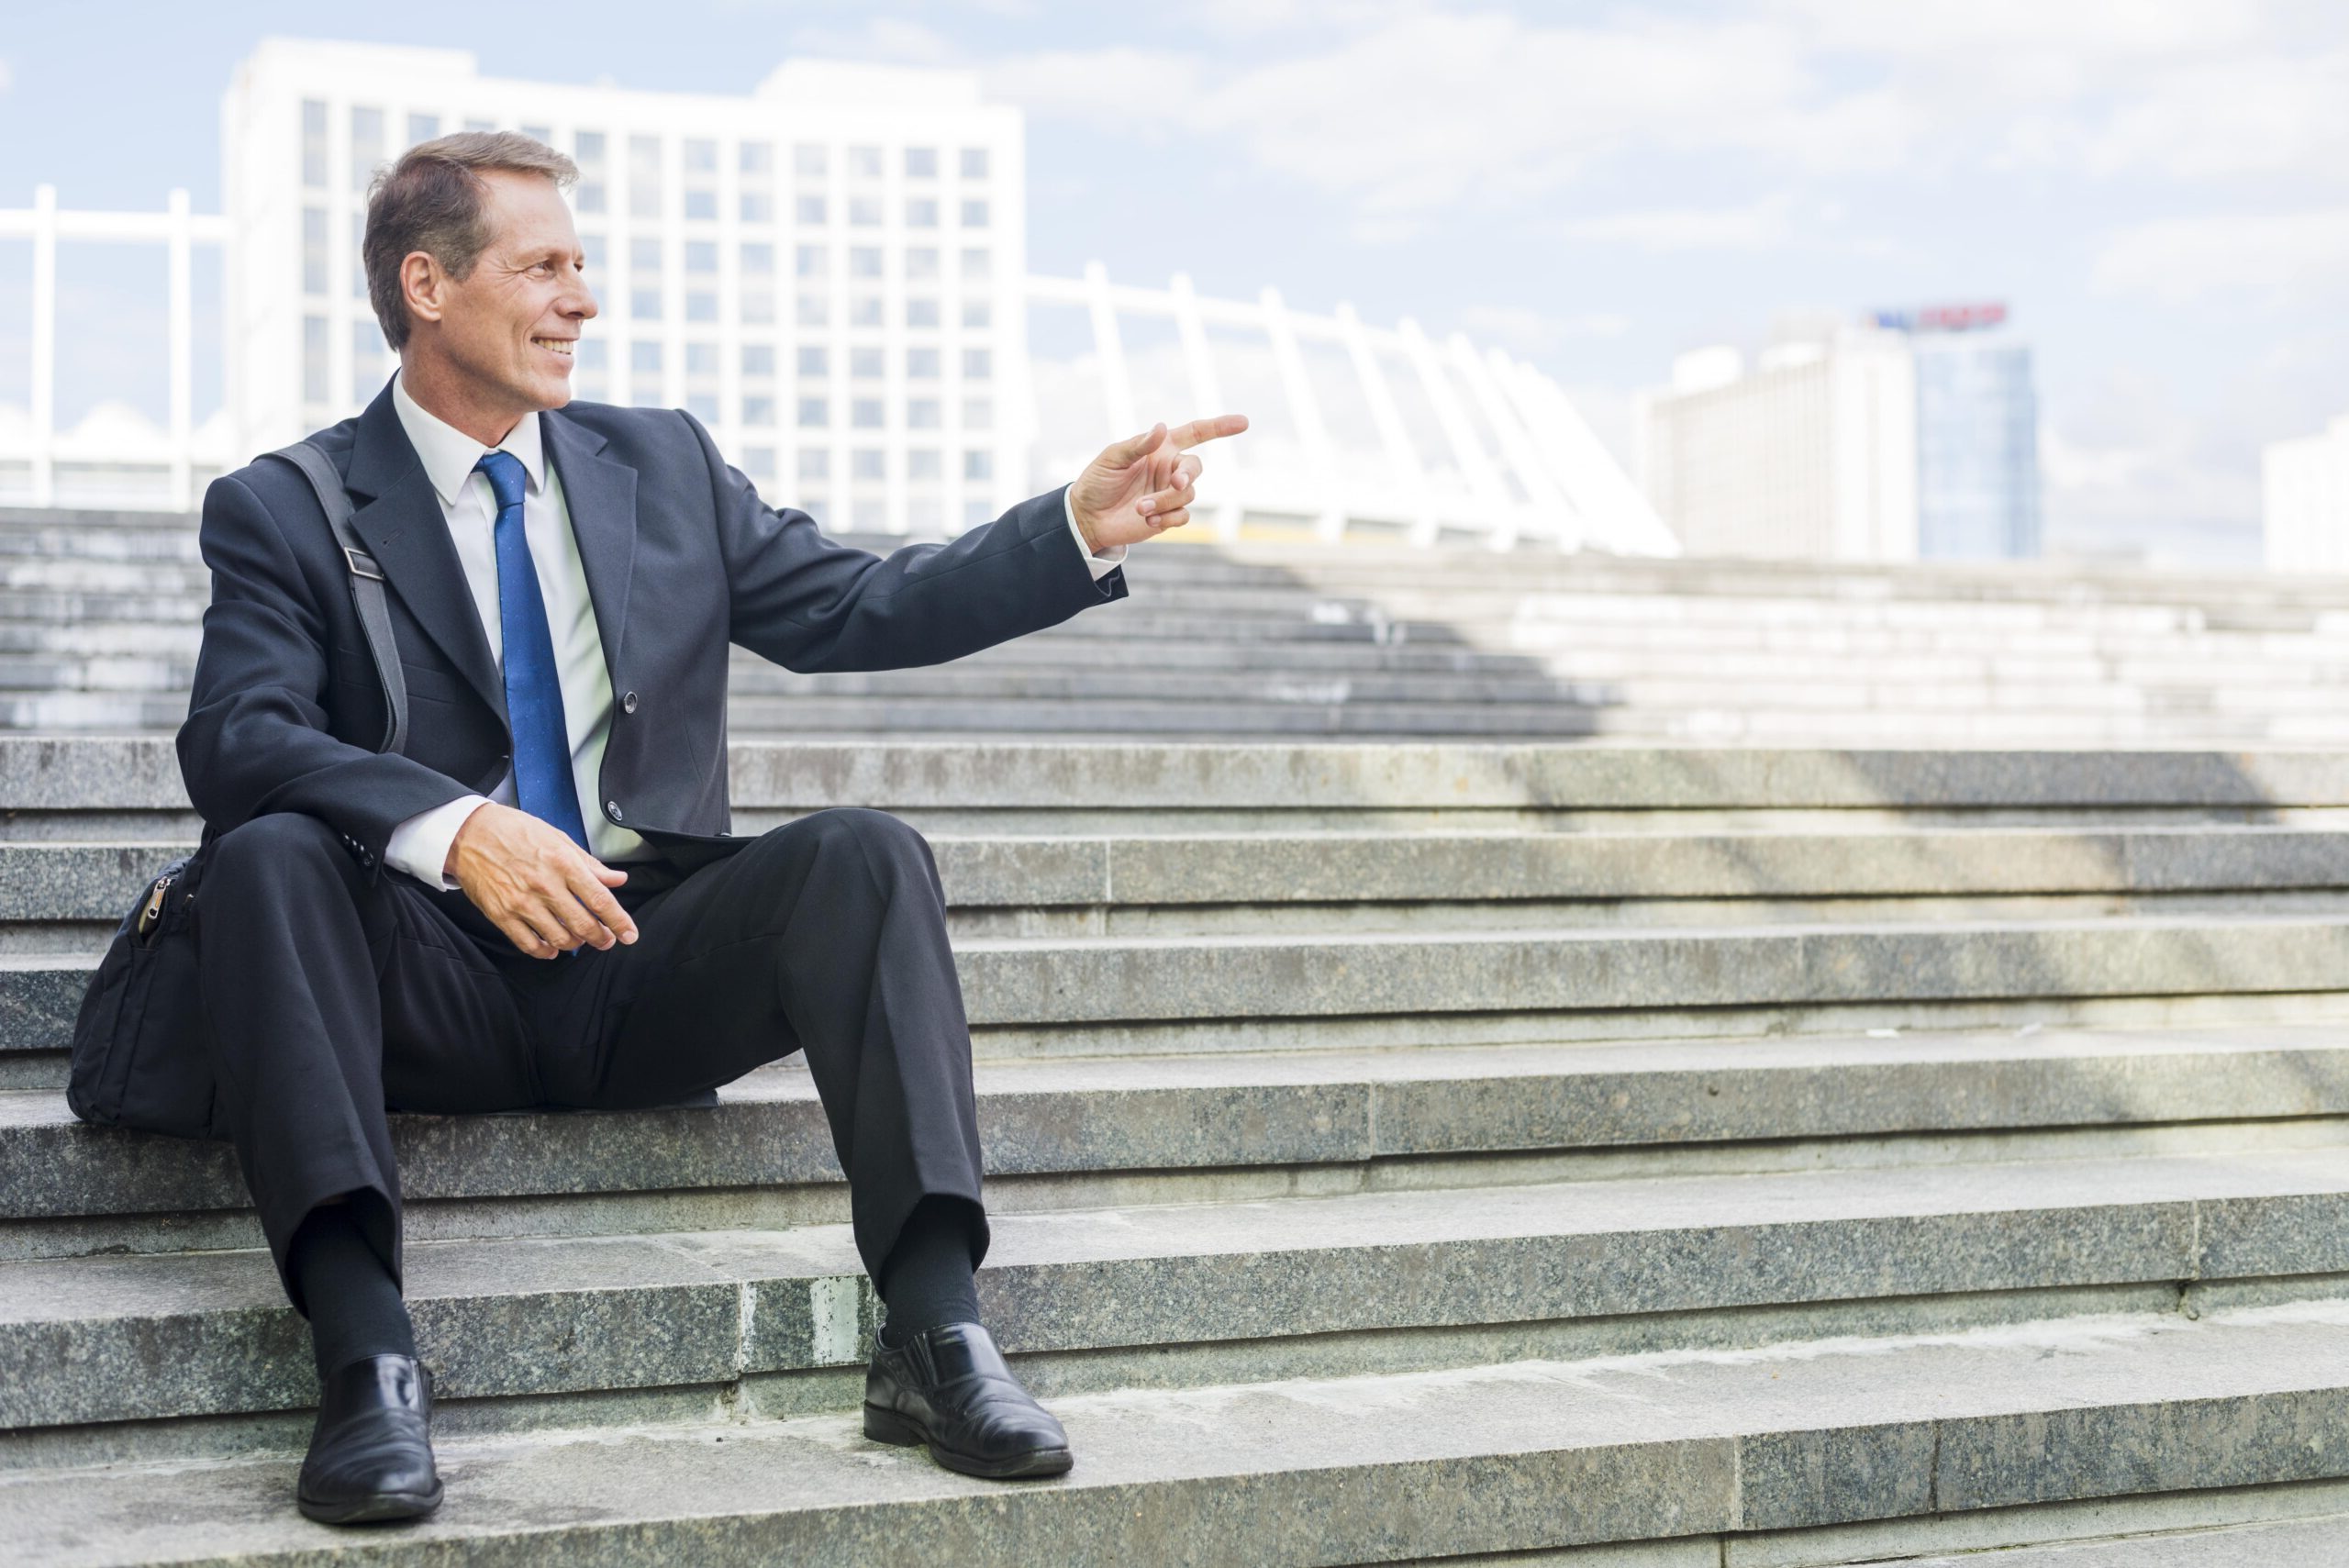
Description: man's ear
xmin=400 ymin=250 xmax=445 ymax=330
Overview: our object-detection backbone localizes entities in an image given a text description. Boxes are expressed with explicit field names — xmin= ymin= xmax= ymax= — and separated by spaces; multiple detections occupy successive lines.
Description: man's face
xmin=417 ymin=169 xmax=598 ymax=414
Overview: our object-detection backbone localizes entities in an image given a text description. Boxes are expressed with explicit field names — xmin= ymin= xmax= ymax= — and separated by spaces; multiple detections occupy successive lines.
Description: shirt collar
xmin=391 ymin=368 xmax=547 ymax=508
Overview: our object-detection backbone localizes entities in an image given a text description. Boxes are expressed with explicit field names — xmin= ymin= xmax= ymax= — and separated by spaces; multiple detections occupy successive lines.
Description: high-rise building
xmin=1635 ymin=306 xmax=2040 ymax=564
xmin=2264 ymin=415 xmax=2349 ymax=573
xmin=223 ymin=39 xmax=1029 ymax=533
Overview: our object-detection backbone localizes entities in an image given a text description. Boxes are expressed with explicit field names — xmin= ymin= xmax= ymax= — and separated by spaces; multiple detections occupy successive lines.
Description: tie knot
xmin=474 ymin=449 xmax=528 ymax=511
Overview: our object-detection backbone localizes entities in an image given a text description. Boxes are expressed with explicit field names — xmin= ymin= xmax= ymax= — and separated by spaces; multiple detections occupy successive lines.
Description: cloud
xmin=785 ymin=17 xmax=961 ymax=66
xmin=1455 ymin=306 xmax=1632 ymax=358
xmin=1558 ymin=196 xmax=1800 ymax=253
xmin=2092 ymin=208 xmax=2349 ymax=305
xmin=0 ymin=55 xmax=12 ymax=94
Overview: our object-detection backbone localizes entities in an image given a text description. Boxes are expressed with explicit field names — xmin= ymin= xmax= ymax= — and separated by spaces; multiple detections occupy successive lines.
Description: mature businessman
xmin=175 ymin=130 xmax=1244 ymax=1524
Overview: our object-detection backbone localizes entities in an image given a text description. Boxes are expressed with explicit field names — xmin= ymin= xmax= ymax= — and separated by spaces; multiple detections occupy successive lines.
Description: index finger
xmin=1168 ymin=413 xmax=1250 ymax=450
xmin=566 ymin=859 xmax=640 ymax=946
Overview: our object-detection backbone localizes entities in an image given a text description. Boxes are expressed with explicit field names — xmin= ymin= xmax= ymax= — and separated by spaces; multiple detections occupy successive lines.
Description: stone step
xmin=10 ymin=1298 xmax=2349 ymax=1564
xmin=23 ymin=826 xmax=2346 ymax=931
xmin=1864 ymin=1515 xmax=2349 ymax=1566
xmin=12 ymin=1026 xmax=2349 ymax=1248
xmin=9 ymin=913 xmax=2349 ymax=1062
xmin=11 ymin=1142 xmax=2349 ymax=1440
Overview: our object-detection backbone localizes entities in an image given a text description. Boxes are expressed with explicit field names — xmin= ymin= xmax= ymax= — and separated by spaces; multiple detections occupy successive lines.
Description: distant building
xmin=2264 ymin=415 xmax=2349 ymax=573
xmin=1636 ymin=304 xmax=2040 ymax=563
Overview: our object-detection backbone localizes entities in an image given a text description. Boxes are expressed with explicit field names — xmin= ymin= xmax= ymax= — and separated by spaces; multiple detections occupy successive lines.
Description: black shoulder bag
xmin=66 ymin=439 xmax=408 ymax=1140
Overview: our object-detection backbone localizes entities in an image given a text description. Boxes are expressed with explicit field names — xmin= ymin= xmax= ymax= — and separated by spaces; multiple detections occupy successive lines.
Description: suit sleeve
xmin=174 ymin=471 xmax=482 ymax=878
xmin=681 ymin=409 xmax=1128 ymax=673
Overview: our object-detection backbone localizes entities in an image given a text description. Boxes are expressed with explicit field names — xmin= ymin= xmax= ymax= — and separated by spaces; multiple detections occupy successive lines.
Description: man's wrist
xmin=1067 ymin=485 xmax=1104 ymax=555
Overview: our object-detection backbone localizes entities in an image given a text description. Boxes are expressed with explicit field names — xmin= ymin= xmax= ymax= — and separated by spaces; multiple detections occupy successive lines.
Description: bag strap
xmin=265 ymin=440 xmax=408 ymax=757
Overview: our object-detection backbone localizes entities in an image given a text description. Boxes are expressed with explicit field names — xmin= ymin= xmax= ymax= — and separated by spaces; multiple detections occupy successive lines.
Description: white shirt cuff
xmin=385 ymin=795 xmax=493 ymax=890
xmin=1064 ymin=485 xmax=1126 ymax=581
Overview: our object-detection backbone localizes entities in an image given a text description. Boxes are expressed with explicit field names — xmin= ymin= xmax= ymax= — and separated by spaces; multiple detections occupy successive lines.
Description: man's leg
xmin=197 ymin=809 xmax=540 ymax=1519
xmin=558 ymin=808 xmax=988 ymax=1301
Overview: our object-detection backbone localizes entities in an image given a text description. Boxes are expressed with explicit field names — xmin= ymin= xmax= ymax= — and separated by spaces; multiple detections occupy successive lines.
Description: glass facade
xmin=1913 ymin=338 xmax=2041 ymax=561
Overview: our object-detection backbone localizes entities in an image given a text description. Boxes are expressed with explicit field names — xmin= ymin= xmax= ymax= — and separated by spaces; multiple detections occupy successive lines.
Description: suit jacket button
xmin=621 ymin=691 xmax=639 ymax=715
xmin=607 ymin=801 xmax=624 ymax=820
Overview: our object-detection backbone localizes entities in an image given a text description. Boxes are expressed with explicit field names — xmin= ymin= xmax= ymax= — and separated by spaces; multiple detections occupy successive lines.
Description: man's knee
xmin=763 ymin=807 xmax=940 ymax=910
xmin=206 ymin=811 xmax=361 ymax=898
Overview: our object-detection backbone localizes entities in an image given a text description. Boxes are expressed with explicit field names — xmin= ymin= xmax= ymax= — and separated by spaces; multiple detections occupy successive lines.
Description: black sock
xmin=289 ymin=1200 xmax=416 ymax=1383
xmin=876 ymin=1195 xmax=983 ymax=1346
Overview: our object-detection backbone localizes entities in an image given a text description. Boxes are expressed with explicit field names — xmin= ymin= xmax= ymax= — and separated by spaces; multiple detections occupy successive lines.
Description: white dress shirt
xmin=381 ymin=370 xmax=1126 ymax=889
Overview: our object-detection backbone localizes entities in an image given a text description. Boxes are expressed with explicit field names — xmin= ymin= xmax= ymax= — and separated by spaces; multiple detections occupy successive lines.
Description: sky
xmin=3 ymin=0 xmax=2345 ymax=562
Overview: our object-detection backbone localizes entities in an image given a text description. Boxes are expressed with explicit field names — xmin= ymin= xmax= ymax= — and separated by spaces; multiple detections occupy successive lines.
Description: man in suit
xmin=178 ymin=129 xmax=1245 ymax=1524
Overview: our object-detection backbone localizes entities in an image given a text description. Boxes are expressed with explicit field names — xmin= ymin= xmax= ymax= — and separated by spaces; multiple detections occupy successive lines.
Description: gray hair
xmin=362 ymin=131 xmax=579 ymax=352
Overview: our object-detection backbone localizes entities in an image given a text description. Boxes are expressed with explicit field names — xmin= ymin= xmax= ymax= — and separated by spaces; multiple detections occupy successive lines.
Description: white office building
xmin=1 ymin=37 xmax=1674 ymax=554
xmin=2264 ymin=415 xmax=2349 ymax=573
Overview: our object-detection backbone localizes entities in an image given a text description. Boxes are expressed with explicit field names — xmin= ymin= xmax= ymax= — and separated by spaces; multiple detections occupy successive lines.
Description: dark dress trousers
xmin=177 ymin=379 xmax=1126 ymax=1310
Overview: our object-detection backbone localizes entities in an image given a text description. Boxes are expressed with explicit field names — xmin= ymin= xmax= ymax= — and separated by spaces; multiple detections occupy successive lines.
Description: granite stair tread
xmin=11 ymin=1300 xmax=2349 ymax=1567
xmin=1861 ymin=1513 xmax=2349 ymax=1564
xmin=12 ymin=1141 xmax=2349 ymax=1429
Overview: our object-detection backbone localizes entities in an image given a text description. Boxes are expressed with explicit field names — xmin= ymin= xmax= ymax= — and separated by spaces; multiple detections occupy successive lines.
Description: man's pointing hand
xmin=1069 ymin=415 xmax=1249 ymax=551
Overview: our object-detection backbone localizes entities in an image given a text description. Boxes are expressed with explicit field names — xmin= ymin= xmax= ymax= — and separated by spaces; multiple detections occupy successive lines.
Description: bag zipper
xmin=136 ymin=873 xmax=176 ymax=940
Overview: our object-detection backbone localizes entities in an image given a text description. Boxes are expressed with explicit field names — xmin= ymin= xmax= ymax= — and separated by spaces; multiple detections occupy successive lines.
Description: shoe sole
xmin=296 ymin=1482 xmax=445 ymax=1525
xmin=863 ymin=1403 xmax=1074 ymax=1480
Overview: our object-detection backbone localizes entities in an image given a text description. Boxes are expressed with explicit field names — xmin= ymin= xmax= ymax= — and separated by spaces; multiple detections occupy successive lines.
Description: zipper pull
xmin=136 ymin=873 xmax=175 ymax=940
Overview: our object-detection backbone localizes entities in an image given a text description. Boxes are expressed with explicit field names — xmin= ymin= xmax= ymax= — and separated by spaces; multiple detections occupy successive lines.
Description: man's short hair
xmin=362 ymin=131 xmax=579 ymax=352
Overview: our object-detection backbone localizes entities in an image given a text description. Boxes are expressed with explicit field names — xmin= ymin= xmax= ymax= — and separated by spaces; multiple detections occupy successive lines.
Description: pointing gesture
xmin=1069 ymin=415 xmax=1250 ymax=552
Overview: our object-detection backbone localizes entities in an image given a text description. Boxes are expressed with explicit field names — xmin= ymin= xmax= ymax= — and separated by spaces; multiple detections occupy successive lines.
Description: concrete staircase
xmin=10 ymin=506 xmax=2349 ymax=741
xmin=9 ymin=735 xmax=2349 ymax=1562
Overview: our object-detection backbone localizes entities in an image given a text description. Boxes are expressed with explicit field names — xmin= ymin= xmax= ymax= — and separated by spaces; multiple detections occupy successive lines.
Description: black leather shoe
xmin=295 ymin=1354 xmax=444 ymax=1524
xmin=863 ymin=1321 xmax=1073 ymax=1479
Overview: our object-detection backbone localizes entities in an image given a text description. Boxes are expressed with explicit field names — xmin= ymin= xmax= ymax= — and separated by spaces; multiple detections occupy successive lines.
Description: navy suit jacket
xmin=177 ymin=378 xmax=1128 ymax=882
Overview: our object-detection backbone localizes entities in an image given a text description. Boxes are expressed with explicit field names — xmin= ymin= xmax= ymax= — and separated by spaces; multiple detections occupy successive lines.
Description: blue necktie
xmin=475 ymin=450 xmax=591 ymax=853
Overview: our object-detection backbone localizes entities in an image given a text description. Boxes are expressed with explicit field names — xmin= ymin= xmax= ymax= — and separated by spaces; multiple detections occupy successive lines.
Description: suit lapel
xmin=341 ymin=384 xmax=507 ymax=720
xmin=543 ymin=408 xmax=637 ymax=683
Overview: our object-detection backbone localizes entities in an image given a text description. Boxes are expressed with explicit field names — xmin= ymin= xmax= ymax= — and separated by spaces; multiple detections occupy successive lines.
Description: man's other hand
xmin=1069 ymin=415 xmax=1249 ymax=551
xmin=446 ymin=802 xmax=640 ymax=959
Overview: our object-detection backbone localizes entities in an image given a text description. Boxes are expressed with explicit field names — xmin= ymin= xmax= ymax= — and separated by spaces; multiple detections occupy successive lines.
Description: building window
xmin=350 ymin=212 xmax=367 ymax=298
xmin=961 ymin=247 xmax=991 ymax=282
xmin=740 ymin=191 xmax=774 ymax=223
xmin=907 ymin=197 xmax=938 ymax=228
xmin=796 ymin=293 xmax=829 ymax=327
xmin=797 ymin=346 xmax=829 ymax=376
xmin=963 ymin=348 xmax=993 ymax=381
xmin=685 ymin=139 xmax=717 ymax=174
xmin=796 ymin=195 xmax=828 ymax=226
xmin=848 ymin=144 xmax=883 ymax=180
xmin=906 ymin=248 xmax=939 ymax=281
xmin=742 ymin=395 xmax=775 ymax=427
xmin=685 ymin=241 xmax=718 ymax=274
xmin=686 ymin=292 xmax=718 ymax=322
xmin=908 ymin=448 xmax=941 ymax=480
xmin=850 ymin=296 xmax=885 ymax=327
xmin=684 ymin=342 xmax=718 ymax=377
xmin=794 ymin=142 xmax=828 ymax=177
xmin=961 ymin=199 xmax=988 ymax=229
xmin=849 ymin=246 xmax=883 ymax=280
xmin=302 ymin=100 xmax=328 ymax=188
xmin=742 ymin=344 xmax=775 ymax=377
xmin=963 ymin=396 xmax=992 ymax=429
xmin=798 ymin=450 xmax=830 ymax=480
xmin=631 ymin=341 xmax=663 ymax=373
xmin=406 ymin=113 xmax=440 ymax=147
xmin=741 ymin=445 xmax=776 ymax=481
xmin=303 ymin=207 xmax=328 ymax=295
xmin=575 ymin=130 xmax=606 ymax=162
xmin=906 ymin=297 xmax=941 ymax=328
xmin=464 ymin=117 xmax=495 ymax=133
xmin=576 ymin=182 xmax=607 ymax=215
xmin=740 ymin=140 xmax=773 ymax=176
xmin=351 ymin=321 xmax=384 ymax=403
xmin=963 ymin=498 xmax=993 ymax=528
xmin=851 ymin=346 xmax=885 ymax=379
xmin=522 ymin=125 xmax=552 ymax=146
xmin=905 ymin=146 xmax=937 ymax=179
xmin=576 ymin=339 xmax=608 ymax=371
xmin=963 ymin=450 xmax=995 ymax=482
xmin=852 ymin=449 xmax=885 ymax=480
xmin=740 ymin=241 xmax=774 ymax=274
xmin=797 ymin=397 xmax=829 ymax=428
xmin=908 ymin=398 xmax=941 ymax=429
xmin=853 ymin=497 xmax=887 ymax=529
xmin=962 ymin=299 xmax=992 ymax=328
xmin=685 ymin=392 xmax=719 ymax=421
xmin=907 ymin=347 xmax=940 ymax=379
xmin=852 ymin=399 xmax=885 ymax=429
xmin=631 ymin=239 xmax=663 ymax=273
xmin=629 ymin=135 xmax=663 ymax=218
xmin=796 ymin=244 xmax=828 ymax=278
xmin=631 ymin=289 xmax=662 ymax=320
xmin=304 ymin=315 xmax=328 ymax=402
xmin=351 ymin=106 xmax=385 ymax=193
xmin=682 ymin=190 xmax=714 ymax=220
xmin=583 ymin=233 xmax=607 ymax=270
xmin=960 ymin=147 xmax=989 ymax=180
xmin=742 ymin=290 xmax=774 ymax=324
xmin=849 ymin=196 xmax=883 ymax=228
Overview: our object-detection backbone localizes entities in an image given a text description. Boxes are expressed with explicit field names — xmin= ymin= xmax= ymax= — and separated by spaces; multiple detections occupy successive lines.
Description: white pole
xmin=1334 ymin=303 xmax=1434 ymax=542
xmin=1083 ymin=259 xmax=1135 ymax=440
xmin=30 ymin=184 xmax=57 ymax=508
xmin=168 ymin=188 xmax=195 ymax=511
xmin=1169 ymin=272 xmax=1241 ymax=539
xmin=1262 ymin=285 xmax=1345 ymax=542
